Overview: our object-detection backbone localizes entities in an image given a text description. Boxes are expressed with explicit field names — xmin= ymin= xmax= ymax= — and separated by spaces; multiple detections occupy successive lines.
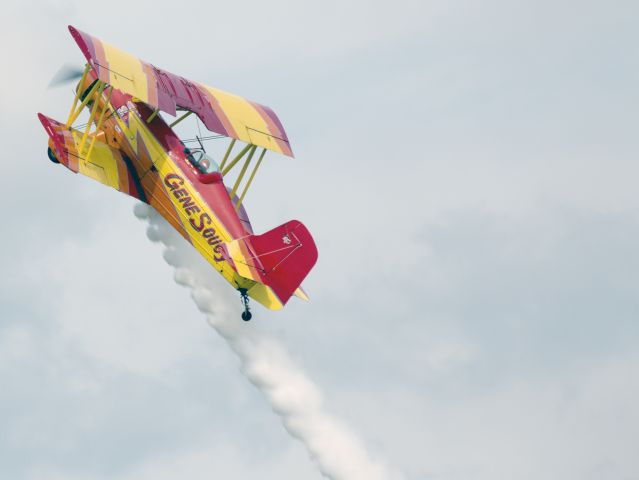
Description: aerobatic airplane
xmin=39 ymin=26 xmax=318 ymax=321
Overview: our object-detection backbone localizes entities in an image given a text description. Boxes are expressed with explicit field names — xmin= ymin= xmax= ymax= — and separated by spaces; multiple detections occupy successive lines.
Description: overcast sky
xmin=1 ymin=0 xmax=638 ymax=479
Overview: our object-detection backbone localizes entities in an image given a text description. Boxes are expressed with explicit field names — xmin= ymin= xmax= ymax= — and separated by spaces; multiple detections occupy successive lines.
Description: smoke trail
xmin=134 ymin=203 xmax=401 ymax=480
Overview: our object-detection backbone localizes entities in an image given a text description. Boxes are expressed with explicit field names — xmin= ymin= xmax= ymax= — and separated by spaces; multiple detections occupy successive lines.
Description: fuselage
xmin=81 ymin=74 xmax=256 ymax=292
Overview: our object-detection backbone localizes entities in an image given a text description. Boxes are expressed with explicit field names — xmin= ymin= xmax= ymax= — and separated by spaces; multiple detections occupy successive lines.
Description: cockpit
xmin=184 ymin=148 xmax=220 ymax=175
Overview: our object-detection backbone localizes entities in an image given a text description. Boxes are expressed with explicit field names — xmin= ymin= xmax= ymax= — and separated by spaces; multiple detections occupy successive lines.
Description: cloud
xmin=2 ymin=0 xmax=639 ymax=478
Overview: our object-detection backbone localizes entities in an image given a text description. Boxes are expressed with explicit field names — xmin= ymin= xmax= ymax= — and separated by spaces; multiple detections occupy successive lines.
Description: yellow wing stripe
xmin=100 ymin=41 xmax=149 ymax=103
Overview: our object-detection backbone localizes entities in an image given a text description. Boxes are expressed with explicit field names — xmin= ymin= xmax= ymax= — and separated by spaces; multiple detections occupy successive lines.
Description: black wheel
xmin=47 ymin=147 xmax=60 ymax=164
xmin=80 ymin=79 xmax=99 ymax=102
xmin=241 ymin=311 xmax=252 ymax=322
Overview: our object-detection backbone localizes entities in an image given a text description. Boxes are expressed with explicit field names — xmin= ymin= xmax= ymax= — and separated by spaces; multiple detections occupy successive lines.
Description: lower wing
xmin=38 ymin=113 xmax=145 ymax=201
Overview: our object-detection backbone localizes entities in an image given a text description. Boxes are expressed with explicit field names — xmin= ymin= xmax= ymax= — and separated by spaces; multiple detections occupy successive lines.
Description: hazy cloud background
xmin=1 ymin=0 xmax=638 ymax=479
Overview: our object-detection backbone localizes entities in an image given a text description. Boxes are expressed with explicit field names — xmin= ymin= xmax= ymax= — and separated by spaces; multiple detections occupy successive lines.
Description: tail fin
xmin=224 ymin=220 xmax=318 ymax=309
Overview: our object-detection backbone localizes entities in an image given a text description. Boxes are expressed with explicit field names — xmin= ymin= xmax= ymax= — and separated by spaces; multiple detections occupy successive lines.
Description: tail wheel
xmin=47 ymin=147 xmax=60 ymax=164
xmin=239 ymin=288 xmax=252 ymax=321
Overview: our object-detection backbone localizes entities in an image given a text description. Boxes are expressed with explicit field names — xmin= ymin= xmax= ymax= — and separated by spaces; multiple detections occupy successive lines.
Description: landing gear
xmin=239 ymin=288 xmax=252 ymax=321
xmin=47 ymin=147 xmax=60 ymax=164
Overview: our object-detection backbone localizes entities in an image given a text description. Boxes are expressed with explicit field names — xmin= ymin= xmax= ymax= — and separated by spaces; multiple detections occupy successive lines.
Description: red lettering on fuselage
xmin=189 ymin=212 xmax=211 ymax=231
xmin=178 ymin=195 xmax=196 ymax=210
xmin=185 ymin=205 xmax=200 ymax=216
xmin=164 ymin=173 xmax=184 ymax=191
xmin=165 ymin=172 xmax=224 ymax=263
xmin=173 ymin=187 xmax=188 ymax=198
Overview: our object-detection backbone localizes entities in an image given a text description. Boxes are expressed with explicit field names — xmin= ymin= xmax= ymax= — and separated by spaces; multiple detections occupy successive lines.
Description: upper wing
xmin=68 ymin=26 xmax=293 ymax=157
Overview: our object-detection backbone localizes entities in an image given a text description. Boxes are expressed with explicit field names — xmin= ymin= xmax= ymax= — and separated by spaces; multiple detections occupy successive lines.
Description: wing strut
xmin=146 ymin=108 xmax=160 ymax=124
xmin=86 ymin=86 xmax=114 ymax=159
xmin=221 ymin=144 xmax=253 ymax=176
xmin=219 ymin=139 xmax=236 ymax=171
xmin=67 ymin=77 xmax=101 ymax=127
xmin=229 ymin=145 xmax=257 ymax=199
xmin=78 ymin=83 xmax=107 ymax=153
xmin=235 ymin=148 xmax=266 ymax=211
xmin=169 ymin=110 xmax=192 ymax=128
xmin=66 ymin=64 xmax=91 ymax=126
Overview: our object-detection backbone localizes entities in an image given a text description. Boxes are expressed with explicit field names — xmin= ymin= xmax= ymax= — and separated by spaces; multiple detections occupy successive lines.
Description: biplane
xmin=38 ymin=26 xmax=318 ymax=321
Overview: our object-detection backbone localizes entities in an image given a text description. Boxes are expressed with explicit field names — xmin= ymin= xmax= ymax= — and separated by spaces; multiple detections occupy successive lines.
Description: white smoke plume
xmin=133 ymin=203 xmax=402 ymax=480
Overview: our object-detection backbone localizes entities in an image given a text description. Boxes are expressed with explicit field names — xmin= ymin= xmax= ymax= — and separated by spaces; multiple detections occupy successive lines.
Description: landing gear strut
xmin=239 ymin=288 xmax=252 ymax=321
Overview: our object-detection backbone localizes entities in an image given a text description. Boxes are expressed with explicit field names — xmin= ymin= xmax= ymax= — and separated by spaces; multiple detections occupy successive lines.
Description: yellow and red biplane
xmin=39 ymin=26 xmax=318 ymax=321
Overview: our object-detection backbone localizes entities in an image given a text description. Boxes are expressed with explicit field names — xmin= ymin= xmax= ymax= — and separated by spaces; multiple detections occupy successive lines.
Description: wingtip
xmin=37 ymin=112 xmax=52 ymax=129
xmin=68 ymin=25 xmax=81 ymax=42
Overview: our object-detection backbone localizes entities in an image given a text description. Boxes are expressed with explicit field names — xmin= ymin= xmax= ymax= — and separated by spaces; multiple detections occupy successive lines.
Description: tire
xmin=80 ymin=79 xmax=99 ymax=102
xmin=47 ymin=147 xmax=60 ymax=164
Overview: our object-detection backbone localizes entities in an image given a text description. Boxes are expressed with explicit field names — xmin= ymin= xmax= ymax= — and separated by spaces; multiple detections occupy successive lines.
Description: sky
xmin=1 ymin=0 xmax=638 ymax=479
